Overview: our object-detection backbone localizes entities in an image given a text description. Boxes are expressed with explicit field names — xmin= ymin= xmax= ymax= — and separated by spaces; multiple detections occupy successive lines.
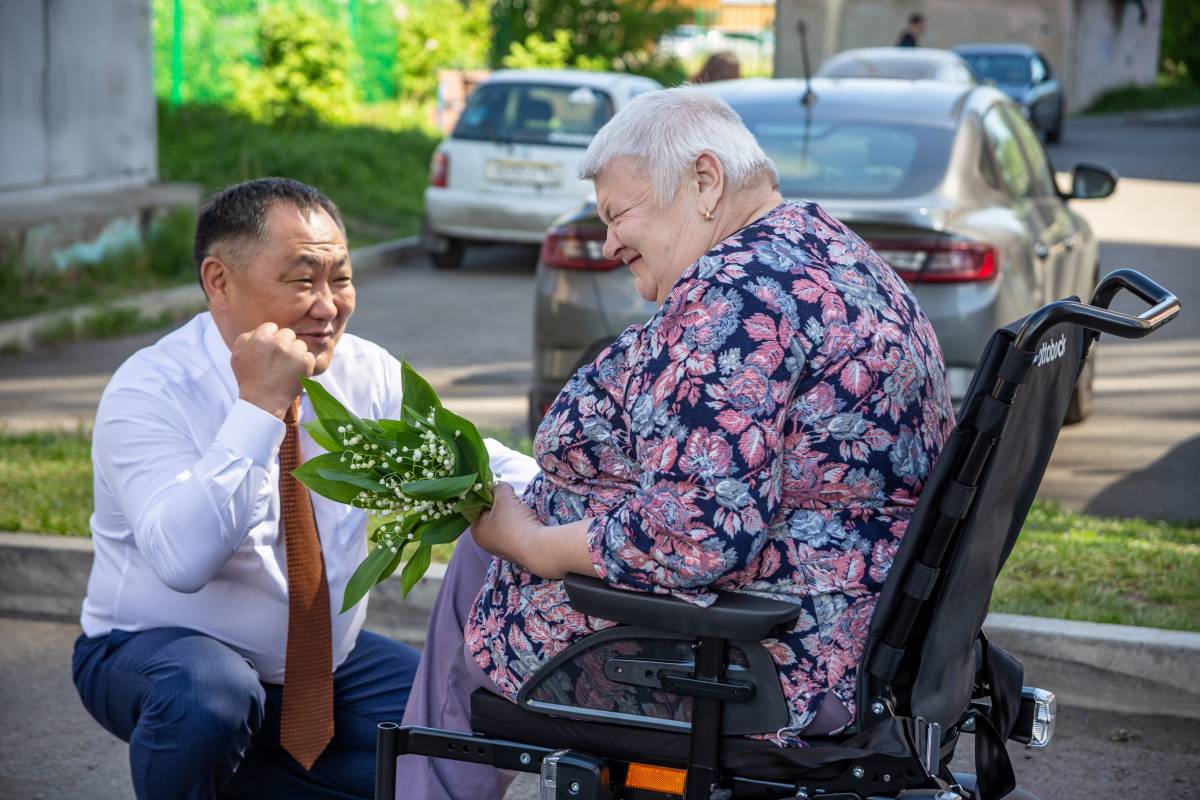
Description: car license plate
xmin=484 ymin=159 xmax=561 ymax=187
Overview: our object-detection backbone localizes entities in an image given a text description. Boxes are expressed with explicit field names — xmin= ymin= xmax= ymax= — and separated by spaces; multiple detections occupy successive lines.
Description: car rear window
xmin=820 ymin=56 xmax=939 ymax=80
xmin=452 ymin=83 xmax=615 ymax=147
xmin=959 ymin=54 xmax=1031 ymax=85
xmin=744 ymin=118 xmax=953 ymax=199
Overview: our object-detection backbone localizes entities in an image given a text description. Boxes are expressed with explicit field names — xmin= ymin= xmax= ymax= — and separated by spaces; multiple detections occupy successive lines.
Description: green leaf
xmin=292 ymin=453 xmax=367 ymax=504
xmin=379 ymin=540 xmax=410 ymax=581
xmin=401 ymin=473 xmax=477 ymax=500
xmin=301 ymin=419 xmax=343 ymax=452
xmin=391 ymin=429 xmax=425 ymax=454
xmin=401 ymin=360 xmax=441 ymax=417
xmin=416 ymin=513 xmax=470 ymax=545
xmin=434 ymin=405 xmax=492 ymax=485
xmin=301 ymin=376 xmax=372 ymax=443
xmin=454 ymin=493 xmax=491 ymax=524
xmin=401 ymin=404 xmax=434 ymax=430
xmin=316 ymin=468 xmax=387 ymax=493
xmin=438 ymin=424 xmax=465 ymax=474
xmin=377 ymin=419 xmax=415 ymax=436
xmin=400 ymin=542 xmax=433 ymax=598
xmin=340 ymin=542 xmax=395 ymax=612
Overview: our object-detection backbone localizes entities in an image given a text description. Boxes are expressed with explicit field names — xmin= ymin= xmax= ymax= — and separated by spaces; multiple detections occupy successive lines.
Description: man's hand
xmin=232 ymin=323 xmax=317 ymax=419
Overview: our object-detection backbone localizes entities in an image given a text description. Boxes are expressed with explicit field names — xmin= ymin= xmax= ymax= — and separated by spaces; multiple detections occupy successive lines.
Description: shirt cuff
xmin=214 ymin=399 xmax=286 ymax=467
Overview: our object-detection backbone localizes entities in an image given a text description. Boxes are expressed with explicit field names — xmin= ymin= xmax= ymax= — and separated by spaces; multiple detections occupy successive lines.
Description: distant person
xmin=692 ymin=50 xmax=741 ymax=83
xmin=897 ymin=12 xmax=924 ymax=47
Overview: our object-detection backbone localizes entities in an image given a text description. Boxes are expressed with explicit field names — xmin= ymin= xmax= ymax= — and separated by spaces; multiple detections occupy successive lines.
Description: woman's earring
xmin=702 ymin=209 xmax=714 ymax=221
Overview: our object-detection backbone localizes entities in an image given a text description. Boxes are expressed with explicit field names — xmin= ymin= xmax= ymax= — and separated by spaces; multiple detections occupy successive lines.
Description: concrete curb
xmin=3 ymin=530 xmax=1198 ymax=718
xmin=0 ymin=236 xmax=421 ymax=354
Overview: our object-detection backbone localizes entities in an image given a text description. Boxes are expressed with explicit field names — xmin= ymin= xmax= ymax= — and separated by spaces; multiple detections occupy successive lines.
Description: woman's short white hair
xmin=579 ymin=86 xmax=779 ymax=206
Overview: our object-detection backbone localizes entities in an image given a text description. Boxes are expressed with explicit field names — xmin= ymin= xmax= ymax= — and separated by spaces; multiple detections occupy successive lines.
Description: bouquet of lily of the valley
xmin=294 ymin=362 xmax=494 ymax=611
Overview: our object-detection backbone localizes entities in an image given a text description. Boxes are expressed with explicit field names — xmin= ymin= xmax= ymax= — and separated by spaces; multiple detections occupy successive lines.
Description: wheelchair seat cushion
xmin=469 ymin=689 xmax=914 ymax=779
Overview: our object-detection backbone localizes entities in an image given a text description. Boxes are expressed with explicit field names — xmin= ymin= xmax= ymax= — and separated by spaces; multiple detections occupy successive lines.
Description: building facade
xmin=774 ymin=0 xmax=1163 ymax=113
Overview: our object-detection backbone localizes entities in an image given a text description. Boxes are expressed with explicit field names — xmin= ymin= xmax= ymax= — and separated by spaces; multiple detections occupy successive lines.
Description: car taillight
xmin=540 ymin=225 xmax=621 ymax=271
xmin=868 ymin=240 xmax=998 ymax=283
xmin=429 ymin=151 xmax=449 ymax=188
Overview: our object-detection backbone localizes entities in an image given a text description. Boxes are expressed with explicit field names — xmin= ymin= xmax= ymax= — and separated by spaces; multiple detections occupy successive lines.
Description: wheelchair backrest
xmin=861 ymin=314 xmax=1089 ymax=731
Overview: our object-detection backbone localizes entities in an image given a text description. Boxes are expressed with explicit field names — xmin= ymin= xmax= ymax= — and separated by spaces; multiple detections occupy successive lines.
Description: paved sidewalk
xmin=4 ymin=616 xmax=1198 ymax=800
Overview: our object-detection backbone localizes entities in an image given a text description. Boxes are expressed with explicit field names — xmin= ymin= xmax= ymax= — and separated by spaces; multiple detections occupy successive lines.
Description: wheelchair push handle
xmin=1014 ymin=268 xmax=1180 ymax=351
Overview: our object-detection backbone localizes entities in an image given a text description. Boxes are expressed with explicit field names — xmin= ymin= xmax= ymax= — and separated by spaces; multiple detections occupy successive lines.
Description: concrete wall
xmin=775 ymin=0 xmax=1162 ymax=113
xmin=1070 ymin=0 xmax=1162 ymax=113
xmin=0 ymin=0 xmax=157 ymax=201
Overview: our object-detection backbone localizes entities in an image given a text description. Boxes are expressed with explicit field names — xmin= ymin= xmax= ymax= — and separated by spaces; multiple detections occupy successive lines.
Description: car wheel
xmin=1064 ymin=346 xmax=1094 ymax=424
xmin=429 ymin=239 xmax=465 ymax=270
xmin=1046 ymin=107 xmax=1064 ymax=143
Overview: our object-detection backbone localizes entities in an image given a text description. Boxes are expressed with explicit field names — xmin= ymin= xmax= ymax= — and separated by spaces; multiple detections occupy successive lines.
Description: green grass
xmin=158 ymin=102 xmax=439 ymax=247
xmin=1083 ymin=74 xmax=1200 ymax=115
xmin=26 ymin=304 xmax=207 ymax=350
xmin=0 ymin=429 xmax=94 ymax=537
xmin=4 ymin=428 xmax=1196 ymax=632
xmin=992 ymin=503 xmax=1200 ymax=632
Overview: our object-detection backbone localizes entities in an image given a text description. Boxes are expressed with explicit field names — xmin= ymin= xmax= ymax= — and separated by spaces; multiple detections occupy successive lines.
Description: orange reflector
xmin=625 ymin=763 xmax=687 ymax=795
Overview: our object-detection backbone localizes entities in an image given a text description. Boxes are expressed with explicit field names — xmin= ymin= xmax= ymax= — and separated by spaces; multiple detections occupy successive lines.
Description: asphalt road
xmin=2 ymin=617 xmax=1197 ymax=800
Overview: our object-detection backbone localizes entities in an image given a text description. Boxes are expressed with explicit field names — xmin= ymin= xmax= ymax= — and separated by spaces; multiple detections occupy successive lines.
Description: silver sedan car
xmin=529 ymin=78 xmax=1116 ymax=434
xmin=817 ymin=47 xmax=977 ymax=85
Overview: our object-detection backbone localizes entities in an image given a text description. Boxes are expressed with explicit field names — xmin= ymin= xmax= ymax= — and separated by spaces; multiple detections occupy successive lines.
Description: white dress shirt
xmin=82 ymin=312 xmax=537 ymax=683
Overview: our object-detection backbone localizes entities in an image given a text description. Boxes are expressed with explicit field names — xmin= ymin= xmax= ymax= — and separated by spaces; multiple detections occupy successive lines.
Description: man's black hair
xmin=908 ymin=12 xmax=924 ymax=25
xmin=193 ymin=177 xmax=345 ymax=280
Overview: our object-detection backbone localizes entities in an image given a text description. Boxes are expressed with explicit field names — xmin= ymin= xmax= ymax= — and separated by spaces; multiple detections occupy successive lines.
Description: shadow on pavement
xmin=1084 ymin=433 xmax=1200 ymax=521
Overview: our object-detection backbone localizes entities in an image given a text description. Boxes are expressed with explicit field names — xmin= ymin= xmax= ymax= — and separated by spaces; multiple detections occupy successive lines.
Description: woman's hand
xmin=470 ymin=482 xmax=543 ymax=566
xmin=471 ymin=482 xmax=598 ymax=580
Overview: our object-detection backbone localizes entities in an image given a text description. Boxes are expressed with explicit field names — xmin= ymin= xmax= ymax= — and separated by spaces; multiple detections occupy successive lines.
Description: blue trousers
xmin=72 ymin=626 xmax=419 ymax=800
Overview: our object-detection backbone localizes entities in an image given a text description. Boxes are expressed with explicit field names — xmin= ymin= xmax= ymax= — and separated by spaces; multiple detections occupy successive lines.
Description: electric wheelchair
xmin=375 ymin=269 xmax=1180 ymax=800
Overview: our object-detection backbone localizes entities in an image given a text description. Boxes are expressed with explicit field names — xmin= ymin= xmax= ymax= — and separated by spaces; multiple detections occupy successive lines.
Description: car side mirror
xmin=1069 ymin=163 xmax=1118 ymax=200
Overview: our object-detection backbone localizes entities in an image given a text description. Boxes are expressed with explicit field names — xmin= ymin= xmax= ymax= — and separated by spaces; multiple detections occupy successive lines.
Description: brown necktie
xmin=279 ymin=397 xmax=334 ymax=770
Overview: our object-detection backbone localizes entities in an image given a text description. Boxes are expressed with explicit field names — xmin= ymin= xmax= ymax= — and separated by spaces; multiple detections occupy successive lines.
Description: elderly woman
xmin=397 ymin=87 xmax=956 ymax=798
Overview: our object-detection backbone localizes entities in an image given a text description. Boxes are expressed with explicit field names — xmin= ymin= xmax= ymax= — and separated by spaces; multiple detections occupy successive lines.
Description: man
xmin=896 ymin=12 xmax=924 ymax=47
xmin=70 ymin=178 xmax=528 ymax=799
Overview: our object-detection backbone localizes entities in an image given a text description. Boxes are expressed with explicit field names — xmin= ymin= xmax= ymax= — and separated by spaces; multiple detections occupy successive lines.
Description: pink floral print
xmin=466 ymin=202 xmax=955 ymax=744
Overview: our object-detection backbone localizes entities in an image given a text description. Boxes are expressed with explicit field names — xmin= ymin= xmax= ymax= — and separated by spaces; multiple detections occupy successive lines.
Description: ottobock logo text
xmin=1034 ymin=334 xmax=1068 ymax=367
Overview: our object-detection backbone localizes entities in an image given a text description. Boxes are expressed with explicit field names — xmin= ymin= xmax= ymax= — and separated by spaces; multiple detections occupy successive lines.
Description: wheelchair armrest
xmin=564 ymin=573 xmax=800 ymax=641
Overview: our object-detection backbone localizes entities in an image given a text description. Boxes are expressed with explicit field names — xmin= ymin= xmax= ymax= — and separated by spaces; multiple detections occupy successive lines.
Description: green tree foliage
xmin=395 ymin=0 xmax=493 ymax=103
xmin=1162 ymin=0 xmax=1200 ymax=84
xmin=501 ymin=30 xmax=606 ymax=71
xmin=229 ymin=4 xmax=359 ymax=127
xmin=492 ymin=0 xmax=688 ymax=84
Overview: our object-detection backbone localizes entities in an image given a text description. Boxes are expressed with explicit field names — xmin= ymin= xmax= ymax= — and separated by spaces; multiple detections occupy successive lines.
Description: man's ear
xmin=200 ymin=254 xmax=233 ymax=310
xmin=694 ymin=151 xmax=725 ymax=207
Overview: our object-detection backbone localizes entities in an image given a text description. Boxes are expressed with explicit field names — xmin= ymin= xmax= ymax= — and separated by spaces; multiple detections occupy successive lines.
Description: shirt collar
xmin=200 ymin=312 xmax=240 ymax=403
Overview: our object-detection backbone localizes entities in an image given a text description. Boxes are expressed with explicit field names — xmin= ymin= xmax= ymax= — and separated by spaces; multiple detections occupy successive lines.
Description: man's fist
xmin=232 ymin=323 xmax=317 ymax=419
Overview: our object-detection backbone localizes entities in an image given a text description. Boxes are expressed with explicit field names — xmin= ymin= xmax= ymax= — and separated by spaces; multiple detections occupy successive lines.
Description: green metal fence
xmin=153 ymin=0 xmax=404 ymax=105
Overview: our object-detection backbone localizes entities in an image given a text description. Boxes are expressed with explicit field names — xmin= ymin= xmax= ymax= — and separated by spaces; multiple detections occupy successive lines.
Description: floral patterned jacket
xmin=466 ymin=201 xmax=956 ymax=743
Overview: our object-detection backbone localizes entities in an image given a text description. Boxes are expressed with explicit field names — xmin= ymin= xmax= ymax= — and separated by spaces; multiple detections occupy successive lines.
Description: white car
xmin=422 ymin=69 xmax=661 ymax=269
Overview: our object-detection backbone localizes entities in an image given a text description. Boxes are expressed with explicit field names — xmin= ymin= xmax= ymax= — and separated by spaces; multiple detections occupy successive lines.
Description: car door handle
xmin=1035 ymin=242 xmax=1050 ymax=260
